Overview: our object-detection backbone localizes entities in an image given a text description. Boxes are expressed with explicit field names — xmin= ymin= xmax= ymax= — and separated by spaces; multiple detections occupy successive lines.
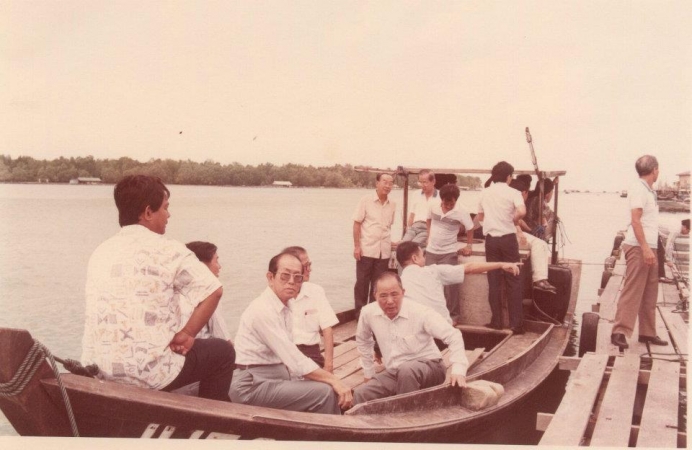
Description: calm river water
xmin=0 ymin=183 xmax=686 ymax=442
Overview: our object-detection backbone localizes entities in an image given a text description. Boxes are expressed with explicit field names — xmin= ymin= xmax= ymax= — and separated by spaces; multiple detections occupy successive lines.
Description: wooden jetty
xmin=537 ymin=238 xmax=688 ymax=447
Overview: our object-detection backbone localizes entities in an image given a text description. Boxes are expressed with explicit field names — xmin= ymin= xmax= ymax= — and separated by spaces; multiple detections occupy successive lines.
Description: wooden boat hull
xmin=1 ymin=260 xmax=581 ymax=442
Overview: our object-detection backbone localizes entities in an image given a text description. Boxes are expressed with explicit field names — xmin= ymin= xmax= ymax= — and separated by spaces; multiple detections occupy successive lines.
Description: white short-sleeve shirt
xmin=410 ymin=189 xmax=439 ymax=223
xmin=623 ymin=179 xmax=659 ymax=248
xmin=352 ymin=192 xmax=396 ymax=259
xmin=478 ymin=182 xmax=525 ymax=237
xmin=401 ymin=264 xmax=466 ymax=324
xmin=427 ymin=202 xmax=474 ymax=255
xmin=289 ymin=282 xmax=339 ymax=346
xmin=81 ymin=225 xmax=222 ymax=389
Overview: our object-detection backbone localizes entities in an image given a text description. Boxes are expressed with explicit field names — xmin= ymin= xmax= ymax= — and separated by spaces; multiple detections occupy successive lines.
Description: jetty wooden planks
xmin=589 ymin=354 xmax=639 ymax=447
xmin=539 ymin=353 xmax=608 ymax=446
xmin=637 ymin=359 xmax=680 ymax=448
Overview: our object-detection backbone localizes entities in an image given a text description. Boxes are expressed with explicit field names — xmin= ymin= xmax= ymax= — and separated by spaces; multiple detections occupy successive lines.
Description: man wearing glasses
xmin=230 ymin=252 xmax=353 ymax=414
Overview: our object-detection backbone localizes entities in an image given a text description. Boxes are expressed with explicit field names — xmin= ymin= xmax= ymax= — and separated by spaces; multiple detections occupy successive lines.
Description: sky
xmin=1 ymin=1 xmax=690 ymax=192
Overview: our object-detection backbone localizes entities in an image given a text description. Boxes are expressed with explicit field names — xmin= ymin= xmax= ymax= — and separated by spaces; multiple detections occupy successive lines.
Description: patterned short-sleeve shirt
xmin=81 ymin=225 xmax=222 ymax=389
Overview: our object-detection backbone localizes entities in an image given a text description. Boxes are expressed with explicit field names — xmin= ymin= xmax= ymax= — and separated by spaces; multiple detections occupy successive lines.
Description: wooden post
xmin=551 ymin=176 xmax=560 ymax=264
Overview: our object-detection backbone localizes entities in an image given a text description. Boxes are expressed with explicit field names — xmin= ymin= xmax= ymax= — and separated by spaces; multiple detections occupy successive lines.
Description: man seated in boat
xmin=396 ymin=241 xmax=521 ymax=324
xmin=283 ymin=246 xmax=339 ymax=372
xmin=509 ymin=179 xmax=557 ymax=293
xmin=664 ymin=218 xmax=689 ymax=269
xmin=81 ymin=175 xmax=235 ymax=402
xmin=353 ymin=272 xmax=469 ymax=404
xmin=400 ymin=169 xmax=438 ymax=246
xmin=524 ymin=177 xmax=558 ymax=242
xmin=230 ymin=251 xmax=352 ymax=414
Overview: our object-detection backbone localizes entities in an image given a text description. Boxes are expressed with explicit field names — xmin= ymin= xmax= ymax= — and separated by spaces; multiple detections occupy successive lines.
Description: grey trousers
xmin=613 ymin=244 xmax=659 ymax=338
xmin=425 ymin=251 xmax=460 ymax=322
xmin=229 ymin=364 xmax=341 ymax=415
xmin=353 ymin=359 xmax=446 ymax=404
xmin=402 ymin=221 xmax=429 ymax=245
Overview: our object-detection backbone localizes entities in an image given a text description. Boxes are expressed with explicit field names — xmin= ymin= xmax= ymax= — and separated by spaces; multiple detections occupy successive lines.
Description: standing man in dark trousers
xmin=353 ymin=173 xmax=396 ymax=314
xmin=611 ymin=155 xmax=668 ymax=349
xmin=475 ymin=162 xmax=526 ymax=334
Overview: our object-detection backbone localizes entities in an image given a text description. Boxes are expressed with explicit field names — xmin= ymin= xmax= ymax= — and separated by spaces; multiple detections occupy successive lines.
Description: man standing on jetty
xmin=81 ymin=175 xmax=235 ymax=401
xmin=353 ymin=172 xmax=396 ymax=314
xmin=611 ymin=155 xmax=669 ymax=349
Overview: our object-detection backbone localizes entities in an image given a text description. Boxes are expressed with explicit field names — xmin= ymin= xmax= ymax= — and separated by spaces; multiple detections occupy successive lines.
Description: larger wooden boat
xmin=0 ymin=165 xmax=581 ymax=442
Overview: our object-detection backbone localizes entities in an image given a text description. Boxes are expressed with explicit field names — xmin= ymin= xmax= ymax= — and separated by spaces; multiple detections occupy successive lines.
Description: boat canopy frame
xmin=354 ymin=166 xmax=567 ymax=264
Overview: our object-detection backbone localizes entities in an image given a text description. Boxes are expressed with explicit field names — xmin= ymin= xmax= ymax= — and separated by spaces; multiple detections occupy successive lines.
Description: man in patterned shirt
xmin=81 ymin=175 xmax=234 ymax=401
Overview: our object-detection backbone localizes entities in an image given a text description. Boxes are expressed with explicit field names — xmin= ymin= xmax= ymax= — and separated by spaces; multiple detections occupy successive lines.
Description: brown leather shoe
xmin=611 ymin=333 xmax=629 ymax=348
xmin=638 ymin=335 xmax=669 ymax=346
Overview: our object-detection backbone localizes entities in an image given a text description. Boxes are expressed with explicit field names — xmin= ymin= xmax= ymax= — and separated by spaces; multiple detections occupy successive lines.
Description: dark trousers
xmin=485 ymin=234 xmax=523 ymax=329
xmin=162 ymin=338 xmax=235 ymax=402
xmin=297 ymin=343 xmax=325 ymax=368
xmin=354 ymin=256 xmax=389 ymax=312
xmin=657 ymin=235 xmax=666 ymax=278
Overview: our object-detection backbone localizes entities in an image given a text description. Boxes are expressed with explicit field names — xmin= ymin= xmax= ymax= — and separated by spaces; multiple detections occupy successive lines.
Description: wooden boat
xmin=0 ymin=166 xmax=581 ymax=442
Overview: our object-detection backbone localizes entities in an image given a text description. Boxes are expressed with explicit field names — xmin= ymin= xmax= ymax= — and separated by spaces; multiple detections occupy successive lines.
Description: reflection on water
xmin=0 ymin=184 xmax=687 ymax=440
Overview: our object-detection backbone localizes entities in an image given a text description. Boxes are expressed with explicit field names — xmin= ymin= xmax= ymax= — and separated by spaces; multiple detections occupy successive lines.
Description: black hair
xmin=372 ymin=271 xmax=403 ymax=296
xmin=114 ymin=175 xmax=170 ymax=227
xmin=440 ymin=183 xmax=460 ymax=201
xmin=185 ymin=241 xmax=218 ymax=263
xmin=267 ymin=252 xmax=303 ymax=274
xmin=395 ymin=241 xmax=421 ymax=267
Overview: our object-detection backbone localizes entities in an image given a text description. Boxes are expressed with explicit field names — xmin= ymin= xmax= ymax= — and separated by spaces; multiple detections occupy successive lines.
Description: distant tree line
xmin=0 ymin=155 xmax=481 ymax=189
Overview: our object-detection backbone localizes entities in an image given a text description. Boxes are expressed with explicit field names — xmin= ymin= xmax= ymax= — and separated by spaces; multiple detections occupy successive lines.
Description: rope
xmin=0 ymin=340 xmax=80 ymax=437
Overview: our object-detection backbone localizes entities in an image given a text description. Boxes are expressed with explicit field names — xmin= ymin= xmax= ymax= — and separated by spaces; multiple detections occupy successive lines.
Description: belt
xmin=235 ymin=363 xmax=282 ymax=370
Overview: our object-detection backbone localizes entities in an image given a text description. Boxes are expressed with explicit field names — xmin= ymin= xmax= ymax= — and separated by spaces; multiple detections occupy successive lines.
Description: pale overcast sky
xmin=2 ymin=1 xmax=690 ymax=191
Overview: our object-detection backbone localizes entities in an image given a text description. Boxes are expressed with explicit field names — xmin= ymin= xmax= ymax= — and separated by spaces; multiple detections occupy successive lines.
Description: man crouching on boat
xmin=230 ymin=251 xmax=352 ymax=414
xmin=353 ymin=272 xmax=469 ymax=404
xmin=81 ymin=175 xmax=235 ymax=401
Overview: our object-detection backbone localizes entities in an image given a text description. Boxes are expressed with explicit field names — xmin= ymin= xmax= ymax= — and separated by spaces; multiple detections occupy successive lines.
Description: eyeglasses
xmin=303 ymin=261 xmax=312 ymax=270
xmin=276 ymin=272 xmax=304 ymax=283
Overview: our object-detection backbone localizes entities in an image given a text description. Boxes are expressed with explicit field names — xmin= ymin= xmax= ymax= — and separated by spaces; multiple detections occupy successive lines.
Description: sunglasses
xmin=276 ymin=272 xmax=304 ymax=283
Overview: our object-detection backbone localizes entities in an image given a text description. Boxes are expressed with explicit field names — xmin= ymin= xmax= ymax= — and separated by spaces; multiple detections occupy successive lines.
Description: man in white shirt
xmin=396 ymin=241 xmax=521 ymax=324
xmin=353 ymin=173 xmax=397 ymax=313
xmin=400 ymin=169 xmax=438 ymax=245
xmin=230 ymin=252 xmax=352 ymax=414
xmin=353 ymin=272 xmax=469 ymax=404
xmin=611 ymin=155 xmax=669 ymax=349
xmin=81 ymin=175 xmax=234 ymax=401
xmin=283 ymin=246 xmax=339 ymax=372
xmin=425 ymin=183 xmax=476 ymax=325
xmin=475 ymin=161 xmax=526 ymax=334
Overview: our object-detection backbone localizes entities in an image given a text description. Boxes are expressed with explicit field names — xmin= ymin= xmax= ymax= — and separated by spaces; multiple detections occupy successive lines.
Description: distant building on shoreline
xmin=271 ymin=180 xmax=293 ymax=188
xmin=69 ymin=177 xmax=103 ymax=185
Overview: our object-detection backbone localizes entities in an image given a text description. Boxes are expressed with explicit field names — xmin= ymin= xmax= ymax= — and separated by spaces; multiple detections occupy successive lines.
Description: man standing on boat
xmin=230 ymin=251 xmax=352 ymax=414
xmin=81 ymin=175 xmax=235 ymax=401
xmin=611 ymin=155 xmax=669 ymax=349
xmin=425 ymin=183 xmax=475 ymax=325
xmin=353 ymin=271 xmax=468 ymax=404
xmin=474 ymin=161 xmax=526 ymax=334
xmin=353 ymin=172 xmax=396 ymax=314
xmin=400 ymin=169 xmax=438 ymax=245
xmin=396 ymin=241 xmax=521 ymax=324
